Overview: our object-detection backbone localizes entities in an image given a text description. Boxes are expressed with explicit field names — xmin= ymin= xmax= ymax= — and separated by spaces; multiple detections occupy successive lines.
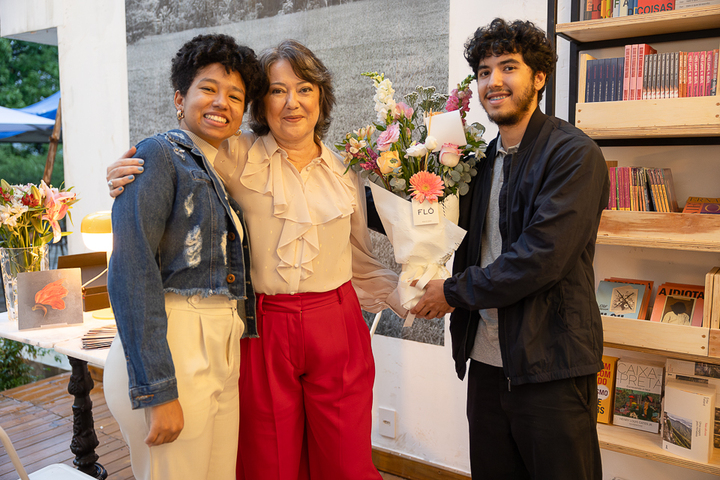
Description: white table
xmin=0 ymin=311 xmax=114 ymax=479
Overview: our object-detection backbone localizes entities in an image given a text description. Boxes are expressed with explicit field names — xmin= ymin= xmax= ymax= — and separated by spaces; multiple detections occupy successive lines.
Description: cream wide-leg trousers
xmin=104 ymin=293 xmax=244 ymax=480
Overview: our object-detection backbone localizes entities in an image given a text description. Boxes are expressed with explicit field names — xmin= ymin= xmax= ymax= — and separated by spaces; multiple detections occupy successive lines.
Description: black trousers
xmin=467 ymin=360 xmax=602 ymax=480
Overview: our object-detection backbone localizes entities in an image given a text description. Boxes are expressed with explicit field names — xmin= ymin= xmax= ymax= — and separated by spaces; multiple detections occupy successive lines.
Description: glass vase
xmin=0 ymin=246 xmax=49 ymax=322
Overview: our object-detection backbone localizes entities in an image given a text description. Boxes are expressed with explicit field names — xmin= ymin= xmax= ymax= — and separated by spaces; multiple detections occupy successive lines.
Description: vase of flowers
xmin=0 ymin=180 xmax=77 ymax=321
xmin=337 ymin=73 xmax=486 ymax=325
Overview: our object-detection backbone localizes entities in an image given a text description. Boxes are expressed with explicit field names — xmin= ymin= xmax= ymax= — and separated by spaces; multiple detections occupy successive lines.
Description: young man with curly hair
xmin=412 ymin=18 xmax=609 ymax=479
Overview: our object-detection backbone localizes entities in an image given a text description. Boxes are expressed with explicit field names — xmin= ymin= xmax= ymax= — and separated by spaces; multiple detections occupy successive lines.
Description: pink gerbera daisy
xmin=409 ymin=171 xmax=444 ymax=203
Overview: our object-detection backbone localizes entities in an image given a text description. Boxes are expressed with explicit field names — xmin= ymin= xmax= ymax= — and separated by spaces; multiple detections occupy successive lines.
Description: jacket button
xmin=226 ymin=274 xmax=236 ymax=283
xmin=228 ymin=232 xmax=236 ymax=241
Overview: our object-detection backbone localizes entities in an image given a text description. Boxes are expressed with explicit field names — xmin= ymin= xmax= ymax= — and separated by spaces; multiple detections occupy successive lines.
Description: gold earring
xmin=234 ymin=126 xmax=242 ymax=136
xmin=176 ymin=109 xmax=184 ymax=121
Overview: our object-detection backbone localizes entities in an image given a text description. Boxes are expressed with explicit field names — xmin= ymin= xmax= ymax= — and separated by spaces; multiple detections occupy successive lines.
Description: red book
xmin=700 ymin=51 xmax=707 ymax=97
xmin=635 ymin=0 xmax=676 ymax=15
xmin=688 ymin=52 xmax=695 ymax=97
xmin=694 ymin=52 xmax=700 ymax=97
xmin=608 ymin=167 xmax=617 ymax=210
xmin=630 ymin=44 xmax=639 ymax=100
xmin=592 ymin=0 xmax=602 ymax=19
xmin=705 ymin=50 xmax=714 ymax=97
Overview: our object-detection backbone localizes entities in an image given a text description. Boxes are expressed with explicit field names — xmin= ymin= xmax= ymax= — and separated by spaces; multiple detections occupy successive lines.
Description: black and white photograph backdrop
xmin=125 ymin=0 xmax=450 ymax=345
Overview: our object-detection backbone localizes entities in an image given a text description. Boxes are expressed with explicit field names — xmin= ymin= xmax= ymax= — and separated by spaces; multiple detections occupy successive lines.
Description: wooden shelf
xmin=597 ymin=211 xmax=720 ymax=252
xmin=602 ymin=315 xmax=710 ymax=356
xmin=575 ymin=97 xmax=720 ymax=139
xmin=598 ymin=423 xmax=720 ymax=475
xmin=557 ymin=6 xmax=720 ymax=43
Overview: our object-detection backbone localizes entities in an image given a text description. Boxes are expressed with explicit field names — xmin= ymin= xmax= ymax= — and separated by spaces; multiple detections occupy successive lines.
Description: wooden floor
xmin=0 ymin=373 xmax=133 ymax=479
xmin=0 ymin=373 xmax=406 ymax=479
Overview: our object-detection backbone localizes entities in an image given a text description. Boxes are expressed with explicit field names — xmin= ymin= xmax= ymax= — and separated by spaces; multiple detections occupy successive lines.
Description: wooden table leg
xmin=67 ymin=356 xmax=108 ymax=479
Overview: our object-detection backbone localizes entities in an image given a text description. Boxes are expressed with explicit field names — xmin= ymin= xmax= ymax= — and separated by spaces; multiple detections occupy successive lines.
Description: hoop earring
xmin=176 ymin=109 xmax=184 ymax=121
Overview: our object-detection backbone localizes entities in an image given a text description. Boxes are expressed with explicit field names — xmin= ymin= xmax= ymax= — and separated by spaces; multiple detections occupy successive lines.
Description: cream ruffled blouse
xmin=215 ymin=132 xmax=401 ymax=314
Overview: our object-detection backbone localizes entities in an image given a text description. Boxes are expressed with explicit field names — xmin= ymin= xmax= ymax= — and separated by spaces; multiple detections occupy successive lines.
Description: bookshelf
xmin=556 ymin=6 xmax=720 ymax=44
xmin=551 ymin=2 xmax=720 ymax=475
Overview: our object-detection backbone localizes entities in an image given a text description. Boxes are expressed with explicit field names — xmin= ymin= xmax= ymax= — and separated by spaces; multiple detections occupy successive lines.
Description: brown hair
xmin=250 ymin=40 xmax=335 ymax=140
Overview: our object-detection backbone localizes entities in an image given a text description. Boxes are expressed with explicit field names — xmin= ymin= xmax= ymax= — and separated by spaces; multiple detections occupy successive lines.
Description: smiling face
xmin=264 ymin=58 xmax=321 ymax=148
xmin=476 ymin=53 xmax=545 ymax=128
xmin=174 ymin=63 xmax=246 ymax=148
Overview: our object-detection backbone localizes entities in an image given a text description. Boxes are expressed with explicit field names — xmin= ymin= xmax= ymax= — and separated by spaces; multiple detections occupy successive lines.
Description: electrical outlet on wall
xmin=378 ymin=407 xmax=396 ymax=438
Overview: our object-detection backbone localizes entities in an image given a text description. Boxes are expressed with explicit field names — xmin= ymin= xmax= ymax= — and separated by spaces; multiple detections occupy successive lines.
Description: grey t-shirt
xmin=469 ymin=140 xmax=518 ymax=367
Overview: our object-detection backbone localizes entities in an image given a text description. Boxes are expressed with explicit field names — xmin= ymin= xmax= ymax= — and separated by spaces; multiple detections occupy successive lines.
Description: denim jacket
xmin=108 ymin=129 xmax=257 ymax=409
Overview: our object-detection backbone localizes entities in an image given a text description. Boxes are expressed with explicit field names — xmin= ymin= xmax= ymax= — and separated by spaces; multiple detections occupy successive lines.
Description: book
xmin=650 ymin=282 xmax=705 ymax=327
xmin=607 ymin=166 xmax=617 ymax=209
xmin=683 ymin=201 xmax=720 ymax=214
xmin=711 ymin=47 xmax=718 ymax=96
xmin=636 ymin=44 xmax=657 ymax=100
xmin=597 ymin=355 xmax=619 ymax=424
xmin=676 ymin=0 xmax=720 ymax=7
xmin=663 ymin=380 xmax=715 ymax=462
xmin=634 ymin=0 xmax=676 ymax=13
xmin=596 ymin=280 xmax=648 ymax=319
xmin=666 ymin=358 xmax=720 ymax=449
xmin=630 ymin=44 xmax=639 ymax=100
xmin=659 ymin=168 xmax=679 ymax=212
xmin=579 ymin=54 xmax=597 ymax=103
xmin=584 ymin=0 xmax=596 ymax=19
xmin=607 ymin=277 xmax=654 ymax=319
xmin=623 ymin=44 xmax=632 ymax=100
xmin=613 ymin=358 xmax=664 ymax=433
xmin=703 ymin=266 xmax=719 ymax=328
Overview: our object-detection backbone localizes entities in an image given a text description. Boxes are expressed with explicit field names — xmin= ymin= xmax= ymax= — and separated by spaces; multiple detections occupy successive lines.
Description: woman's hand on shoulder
xmin=107 ymin=146 xmax=145 ymax=198
xmin=145 ymin=399 xmax=184 ymax=446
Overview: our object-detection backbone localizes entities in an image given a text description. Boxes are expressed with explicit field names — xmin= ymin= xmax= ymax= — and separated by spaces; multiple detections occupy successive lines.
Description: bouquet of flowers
xmin=337 ymin=73 xmax=486 ymax=326
xmin=337 ymin=73 xmax=486 ymax=203
xmin=0 ymin=179 xmax=77 ymax=249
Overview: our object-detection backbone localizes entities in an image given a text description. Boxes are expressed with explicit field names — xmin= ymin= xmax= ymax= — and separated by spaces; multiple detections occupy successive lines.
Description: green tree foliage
xmin=0 ymin=339 xmax=41 ymax=391
xmin=0 ymin=38 xmax=63 ymax=187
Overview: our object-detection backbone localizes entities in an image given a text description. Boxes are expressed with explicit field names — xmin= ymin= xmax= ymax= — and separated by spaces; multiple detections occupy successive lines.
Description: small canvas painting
xmin=17 ymin=268 xmax=83 ymax=330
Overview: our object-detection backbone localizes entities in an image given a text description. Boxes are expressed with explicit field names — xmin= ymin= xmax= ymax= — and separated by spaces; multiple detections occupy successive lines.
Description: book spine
xmin=694 ymin=51 xmax=700 ymax=97
xmin=608 ymin=167 xmax=617 ymax=210
xmin=593 ymin=0 xmax=603 ymax=18
xmin=630 ymin=44 xmax=639 ymax=100
xmin=705 ymin=50 xmax=713 ymax=96
xmin=700 ymin=50 xmax=707 ymax=96
xmin=623 ymin=45 xmax=632 ymax=100
xmin=652 ymin=53 xmax=659 ymax=99
xmin=610 ymin=58 xmax=617 ymax=101
xmin=711 ymin=48 xmax=719 ymax=96
xmin=679 ymin=51 xmax=686 ymax=97
xmin=618 ymin=57 xmax=624 ymax=101
xmin=638 ymin=46 xmax=647 ymax=100
xmin=585 ymin=0 xmax=594 ymax=20
xmin=659 ymin=52 xmax=666 ymax=99
xmin=673 ymin=51 xmax=679 ymax=98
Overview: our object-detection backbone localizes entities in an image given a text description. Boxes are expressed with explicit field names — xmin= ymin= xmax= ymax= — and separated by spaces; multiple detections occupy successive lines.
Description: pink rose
xmin=377 ymin=123 xmax=400 ymax=152
xmin=439 ymin=143 xmax=462 ymax=167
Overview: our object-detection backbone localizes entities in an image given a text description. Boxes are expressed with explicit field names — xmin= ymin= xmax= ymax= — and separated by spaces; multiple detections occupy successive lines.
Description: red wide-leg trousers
xmin=236 ymin=281 xmax=381 ymax=480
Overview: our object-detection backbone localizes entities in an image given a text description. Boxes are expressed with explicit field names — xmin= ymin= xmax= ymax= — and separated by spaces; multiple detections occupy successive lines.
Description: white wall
xmin=0 ymin=0 xmax=129 ymax=254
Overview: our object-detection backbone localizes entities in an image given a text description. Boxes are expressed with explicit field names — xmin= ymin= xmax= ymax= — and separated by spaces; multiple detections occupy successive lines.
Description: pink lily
xmin=41 ymin=181 xmax=76 ymax=243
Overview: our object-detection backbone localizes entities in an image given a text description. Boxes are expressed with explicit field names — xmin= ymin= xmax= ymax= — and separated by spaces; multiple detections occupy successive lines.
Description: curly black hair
xmin=464 ymin=18 xmax=557 ymax=101
xmin=250 ymin=40 xmax=335 ymax=141
xmin=171 ymin=34 xmax=265 ymax=113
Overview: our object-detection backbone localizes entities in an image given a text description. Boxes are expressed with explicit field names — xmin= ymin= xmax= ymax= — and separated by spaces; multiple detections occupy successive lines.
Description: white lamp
xmin=80 ymin=211 xmax=113 ymax=319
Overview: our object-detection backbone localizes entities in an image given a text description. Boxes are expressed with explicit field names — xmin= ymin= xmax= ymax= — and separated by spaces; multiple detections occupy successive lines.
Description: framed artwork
xmin=17 ymin=268 xmax=83 ymax=330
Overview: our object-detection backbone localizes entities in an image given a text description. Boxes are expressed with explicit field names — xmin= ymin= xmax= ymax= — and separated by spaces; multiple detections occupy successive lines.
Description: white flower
xmin=348 ymin=137 xmax=366 ymax=154
xmin=406 ymin=143 xmax=428 ymax=157
xmin=424 ymin=136 xmax=438 ymax=151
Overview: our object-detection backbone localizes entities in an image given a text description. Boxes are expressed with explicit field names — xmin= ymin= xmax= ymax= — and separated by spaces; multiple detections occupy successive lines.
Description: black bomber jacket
xmin=444 ymin=107 xmax=610 ymax=386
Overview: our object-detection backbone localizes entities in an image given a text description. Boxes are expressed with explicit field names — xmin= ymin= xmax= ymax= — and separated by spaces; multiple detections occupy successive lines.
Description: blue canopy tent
xmin=0 ymin=92 xmax=60 ymax=143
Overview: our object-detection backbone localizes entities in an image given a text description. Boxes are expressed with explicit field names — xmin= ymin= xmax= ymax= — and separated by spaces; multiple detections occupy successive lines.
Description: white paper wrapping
xmin=369 ymin=182 xmax=467 ymax=326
